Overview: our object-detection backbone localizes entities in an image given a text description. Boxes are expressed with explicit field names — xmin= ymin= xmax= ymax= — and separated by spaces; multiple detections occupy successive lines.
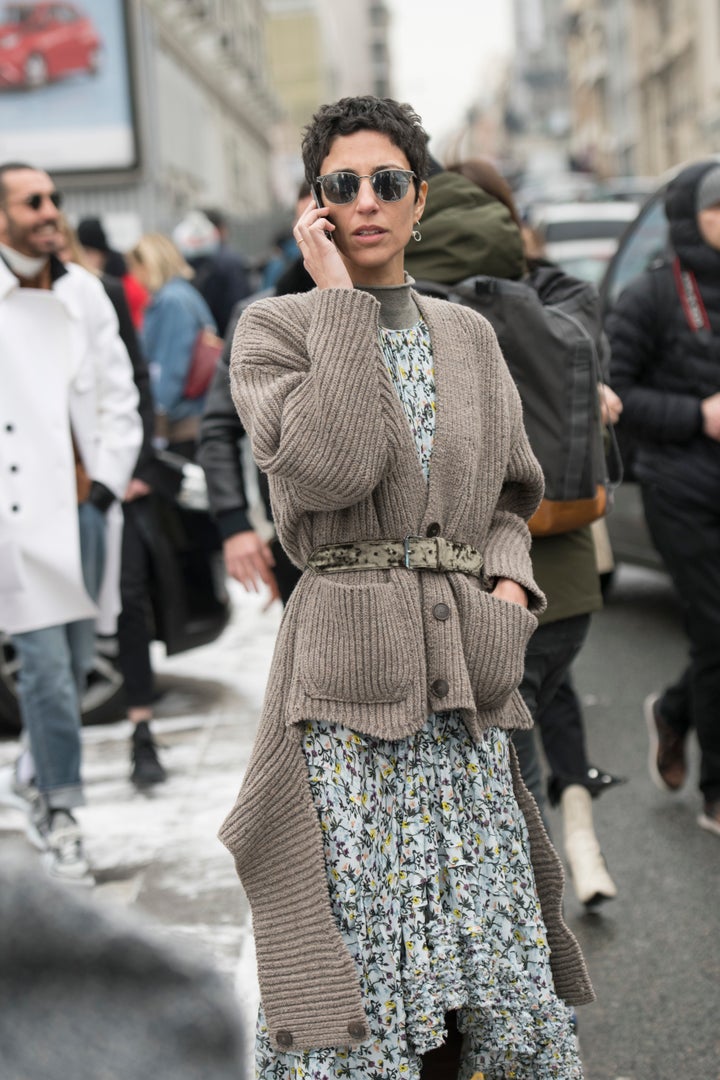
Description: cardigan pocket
xmin=453 ymin=577 xmax=537 ymax=711
xmin=295 ymin=576 xmax=414 ymax=704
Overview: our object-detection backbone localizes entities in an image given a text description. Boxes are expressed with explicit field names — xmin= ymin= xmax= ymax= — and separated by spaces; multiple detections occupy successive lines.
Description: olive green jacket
xmin=404 ymin=170 xmax=525 ymax=284
xmin=533 ymin=527 xmax=603 ymax=626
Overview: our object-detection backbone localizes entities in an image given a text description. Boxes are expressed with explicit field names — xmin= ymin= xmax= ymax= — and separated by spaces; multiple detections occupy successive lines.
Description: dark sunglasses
xmin=23 ymin=191 xmax=63 ymax=211
xmin=315 ymin=169 xmax=416 ymax=205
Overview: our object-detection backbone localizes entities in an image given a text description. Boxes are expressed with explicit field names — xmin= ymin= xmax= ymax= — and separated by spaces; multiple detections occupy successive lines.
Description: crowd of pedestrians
xmin=0 ymin=170 xmax=251 ymax=883
xmin=0 ymin=92 xmax=719 ymax=1079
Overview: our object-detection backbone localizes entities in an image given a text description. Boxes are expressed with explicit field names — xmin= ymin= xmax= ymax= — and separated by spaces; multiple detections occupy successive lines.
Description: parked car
xmin=530 ymin=200 xmax=641 ymax=285
xmin=0 ymin=1 xmax=101 ymax=90
xmin=0 ymin=454 xmax=230 ymax=733
xmin=587 ymin=176 xmax=657 ymax=205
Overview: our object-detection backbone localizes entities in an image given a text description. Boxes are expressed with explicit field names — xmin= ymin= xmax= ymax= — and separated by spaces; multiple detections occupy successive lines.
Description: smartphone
xmin=312 ymin=184 xmax=334 ymax=241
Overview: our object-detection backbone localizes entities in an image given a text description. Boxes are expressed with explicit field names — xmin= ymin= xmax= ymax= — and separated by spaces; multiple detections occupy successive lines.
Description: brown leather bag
xmin=528 ymin=486 xmax=608 ymax=537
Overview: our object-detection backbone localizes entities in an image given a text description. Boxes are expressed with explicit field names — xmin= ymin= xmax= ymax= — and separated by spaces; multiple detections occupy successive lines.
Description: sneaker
xmin=131 ymin=720 xmax=167 ymax=787
xmin=644 ymin=692 xmax=687 ymax=792
xmin=0 ymin=762 xmax=36 ymax=814
xmin=698 ymin=802 xmax=720 ymax=837
xmin=0 ymin=766 xmax=49 ymax=851
xmin=38 ymin=808 xmax=94 ymax=886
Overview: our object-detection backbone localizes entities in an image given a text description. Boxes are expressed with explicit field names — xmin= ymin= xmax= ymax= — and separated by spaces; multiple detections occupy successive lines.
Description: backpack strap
xmin=672 ymin=256 xmax=710 ymax=333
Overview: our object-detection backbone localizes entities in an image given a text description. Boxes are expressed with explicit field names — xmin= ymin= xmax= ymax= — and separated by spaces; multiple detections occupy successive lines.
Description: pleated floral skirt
xmin=255 ymin=711 xmax=584 ymax=1080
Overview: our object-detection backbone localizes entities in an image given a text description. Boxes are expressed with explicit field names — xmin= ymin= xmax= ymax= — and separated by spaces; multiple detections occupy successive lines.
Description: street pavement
xmin=1 ymin=569 xmax=718 ymax=1080
xmin=0 ymin=580 xmax=271 ymax=1076
xmin=553 ymin=565 xmax=720 ymax=1080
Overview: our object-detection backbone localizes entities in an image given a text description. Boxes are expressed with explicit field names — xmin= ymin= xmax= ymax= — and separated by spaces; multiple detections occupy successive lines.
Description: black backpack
xmin=415 ymin=265 xmax=622 ymax=535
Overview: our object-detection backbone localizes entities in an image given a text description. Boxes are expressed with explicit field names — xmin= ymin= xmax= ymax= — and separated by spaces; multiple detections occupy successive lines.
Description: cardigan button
xmin=426 ymin=521 xmax=441 ymax=537
xmin=431 ymin=677 xmax=449 ymax=698
xmin=432 ymin=602 xmax=450 ymax=621
xmin=275 ymin=1030 xmax=293 ymax=1049
xmin=347 ymin=1021 xmax=368 ymax=1039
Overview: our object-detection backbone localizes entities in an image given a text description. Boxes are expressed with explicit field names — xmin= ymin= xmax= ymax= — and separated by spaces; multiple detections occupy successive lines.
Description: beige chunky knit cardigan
xmin=219 ymin=287 xmax=593 ymax=1053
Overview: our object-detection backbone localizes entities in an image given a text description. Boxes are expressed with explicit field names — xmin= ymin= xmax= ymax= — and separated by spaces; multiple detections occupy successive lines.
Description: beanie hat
xmin=77 ymin=216 xmax=111 ymax=253
xmin=696 ymin=166 xmax=720 ymax=213
xmin=172 ymin=210 xmax=220 ymax=258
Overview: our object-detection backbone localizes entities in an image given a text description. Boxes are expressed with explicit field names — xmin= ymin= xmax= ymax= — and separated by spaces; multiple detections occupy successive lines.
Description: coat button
xmin=275 ymin=1030 xmax=293 ymax=1049
xmin=431 ymin=677 xmax=449 ymax=698
xmin=9 ymin=464 xmax=18 ymax=472
xmin=4 ymin=423 xmax=13 ymax=433
xmin=347 ymin=1021 xmax=368 ymax=1039
xmin=432 ymin=602 xmax=450 ymax=621
xmin=10 ymin=504 xmax=20 ymax=513
xmin=426 ymin=521 xmax=441 ymax=537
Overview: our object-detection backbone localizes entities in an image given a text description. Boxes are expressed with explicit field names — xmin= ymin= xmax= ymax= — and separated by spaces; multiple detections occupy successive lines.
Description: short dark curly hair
xmin=301 ymin=96 xmax=430 ymax=199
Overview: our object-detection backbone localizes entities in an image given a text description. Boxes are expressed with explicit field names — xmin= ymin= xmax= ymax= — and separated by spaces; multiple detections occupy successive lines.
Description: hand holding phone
xmin=295 ymin=191 xmax=352 ymax=289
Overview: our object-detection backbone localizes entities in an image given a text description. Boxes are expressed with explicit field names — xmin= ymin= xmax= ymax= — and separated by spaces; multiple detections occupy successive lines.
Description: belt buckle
xmin=403 ymin=534 xmax=424 ymax=569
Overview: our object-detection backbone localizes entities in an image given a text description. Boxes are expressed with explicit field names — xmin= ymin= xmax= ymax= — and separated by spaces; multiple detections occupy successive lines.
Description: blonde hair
xmin=56 ymin=214 xmax=97 ymax=273
xmin=128 ymin=232 xmax=193 ymax=292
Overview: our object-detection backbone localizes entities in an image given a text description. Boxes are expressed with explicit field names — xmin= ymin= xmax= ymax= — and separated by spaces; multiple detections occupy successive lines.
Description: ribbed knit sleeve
xmin=218 ymin=683 xmax=368 ymax=1051
xmin=482 ymin=349 xmax=546 ymax=613
xmin=509 ymin=743 xmax=595 ymax=1006
xmin=230 ymin=289 xmax=396 ymax=512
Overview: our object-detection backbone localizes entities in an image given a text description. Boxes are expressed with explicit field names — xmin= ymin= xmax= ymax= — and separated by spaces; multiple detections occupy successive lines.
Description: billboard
xmin=0 ymin=0 xmax=138 ymax=173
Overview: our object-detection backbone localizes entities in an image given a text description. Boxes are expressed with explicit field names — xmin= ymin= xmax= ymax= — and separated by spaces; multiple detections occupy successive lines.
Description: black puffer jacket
xmin=608 ymin=160 xmax=720 ymax=506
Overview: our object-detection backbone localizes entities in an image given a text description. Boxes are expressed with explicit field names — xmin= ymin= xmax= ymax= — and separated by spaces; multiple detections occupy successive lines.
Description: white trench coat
xmin=0 ymin=258 xmax=141 ymax=636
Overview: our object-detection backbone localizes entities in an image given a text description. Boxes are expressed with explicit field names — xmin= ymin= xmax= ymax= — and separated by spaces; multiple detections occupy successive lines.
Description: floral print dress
xmin=255 ymin=321 xmax=584 ymax=1080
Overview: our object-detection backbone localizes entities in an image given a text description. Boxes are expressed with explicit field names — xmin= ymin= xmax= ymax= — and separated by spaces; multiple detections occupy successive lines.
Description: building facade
xmin=55 ymin=0 xmax=279 ymax=252
xmin=564 ymin=0 xmax=635 ymax=177
xmin=265 ymin=0 xmax=392 ymax=203
xmin=564 ymin=0 xmax=720 ymax=180
xmin=502 ymin=0 xmax=574 ymax=180
xmin=629 ymin=0 xmax=720 ymax=174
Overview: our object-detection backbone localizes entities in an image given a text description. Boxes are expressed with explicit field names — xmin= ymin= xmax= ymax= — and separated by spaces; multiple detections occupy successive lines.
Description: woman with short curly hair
xmin=221 ymin=95 xmax=591 ymax=1080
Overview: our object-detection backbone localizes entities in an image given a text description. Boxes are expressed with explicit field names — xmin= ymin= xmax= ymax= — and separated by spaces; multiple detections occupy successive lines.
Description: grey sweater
xmin=219 ymin=287 xmax=593 ymax=1052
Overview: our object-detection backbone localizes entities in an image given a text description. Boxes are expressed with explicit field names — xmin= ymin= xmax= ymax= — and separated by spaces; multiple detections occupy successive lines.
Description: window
xmin=603 ymin=197 xmax=668 ymax=307
xmin=543 ymin=219 xmax=635 ymax=242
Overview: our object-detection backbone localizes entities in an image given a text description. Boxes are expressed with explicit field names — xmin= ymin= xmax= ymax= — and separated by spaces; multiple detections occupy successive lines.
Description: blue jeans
xmin=12 ymin=503 xmax=106 ymax=810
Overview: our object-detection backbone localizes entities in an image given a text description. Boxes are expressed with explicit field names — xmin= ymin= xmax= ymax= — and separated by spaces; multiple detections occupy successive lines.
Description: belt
xmin=306 ymin=536 xmax=484 ymax=578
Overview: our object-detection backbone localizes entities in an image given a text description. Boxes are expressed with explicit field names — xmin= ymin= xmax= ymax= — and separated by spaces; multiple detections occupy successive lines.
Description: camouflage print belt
xmin=305 ymin=536 xmax=484 ymax=578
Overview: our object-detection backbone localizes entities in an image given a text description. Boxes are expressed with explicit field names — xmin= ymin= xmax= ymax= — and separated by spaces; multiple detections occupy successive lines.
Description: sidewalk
xmin=0 ymin=583 xmax=276 ymax=1052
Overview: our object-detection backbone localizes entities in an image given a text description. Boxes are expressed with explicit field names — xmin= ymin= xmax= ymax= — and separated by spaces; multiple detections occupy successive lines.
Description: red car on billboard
xmin=0 ymin=2 xmax=102 ymax=89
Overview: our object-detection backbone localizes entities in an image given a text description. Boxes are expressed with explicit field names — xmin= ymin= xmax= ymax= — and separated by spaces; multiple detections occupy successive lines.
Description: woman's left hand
xmin=491 ymin=577 xmax=529 ymax=608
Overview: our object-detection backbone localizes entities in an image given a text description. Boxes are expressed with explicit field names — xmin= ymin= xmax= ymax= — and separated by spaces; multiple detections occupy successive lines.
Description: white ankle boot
xmin=561 ymin=784 xmax=617 ymax=908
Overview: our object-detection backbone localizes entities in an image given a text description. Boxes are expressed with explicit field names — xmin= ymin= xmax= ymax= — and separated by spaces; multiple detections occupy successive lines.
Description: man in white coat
xmin=0 ymin=162 xmax=142 ymax=884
